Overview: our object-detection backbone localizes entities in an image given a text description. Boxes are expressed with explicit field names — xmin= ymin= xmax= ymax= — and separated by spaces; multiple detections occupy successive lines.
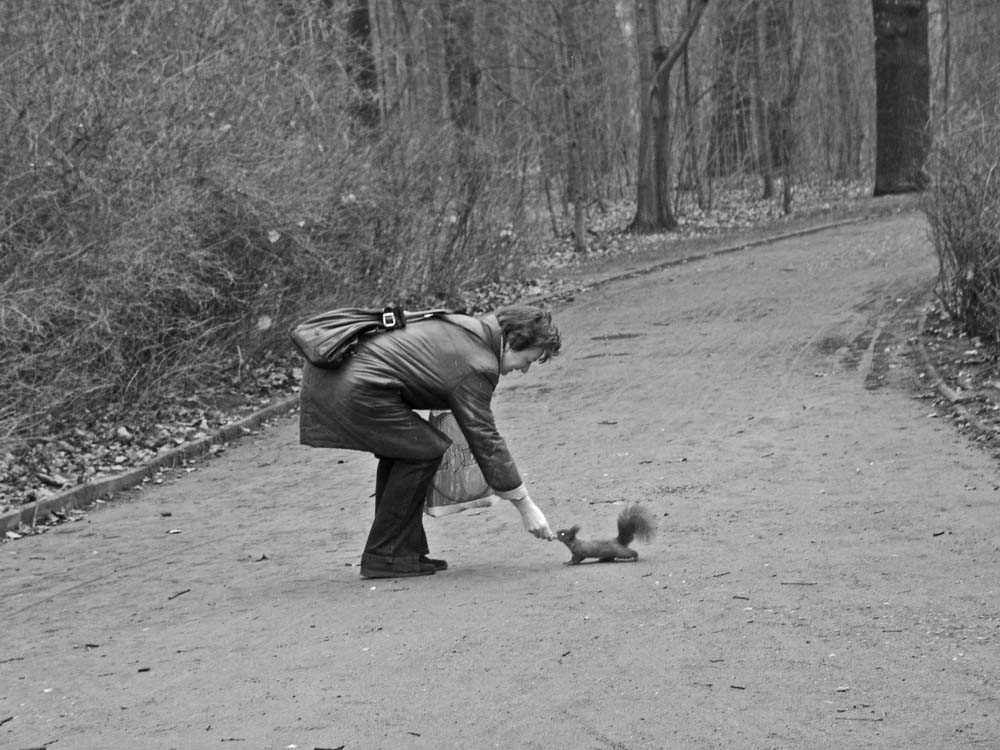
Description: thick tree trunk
xmin=630 ymin=0 xmax=659 ymax=232
xmin=650 ymin=45 xmax=677 ymax=230
xmin=873 ymin=0 xmax=930 ymax=195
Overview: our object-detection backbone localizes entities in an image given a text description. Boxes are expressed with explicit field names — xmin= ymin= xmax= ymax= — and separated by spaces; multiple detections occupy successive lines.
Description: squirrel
xmin=556 ymin=504 xmax=657 ymax=564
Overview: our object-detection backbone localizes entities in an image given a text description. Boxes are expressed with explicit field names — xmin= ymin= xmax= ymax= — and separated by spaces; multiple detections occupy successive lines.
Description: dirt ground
xmin=3 ymin=210 xmax=999 ymax=750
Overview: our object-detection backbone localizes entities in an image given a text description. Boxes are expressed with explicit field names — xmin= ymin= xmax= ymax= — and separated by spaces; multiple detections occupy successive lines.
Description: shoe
xmin=360 ymin=560 xmax=437 ymax=579
xmin=420 ymin=555 xmax=448 ymax=571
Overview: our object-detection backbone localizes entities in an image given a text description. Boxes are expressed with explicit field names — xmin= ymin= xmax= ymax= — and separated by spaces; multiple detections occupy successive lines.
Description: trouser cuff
xmin=361 ymin=551 xmax=426 ymax=571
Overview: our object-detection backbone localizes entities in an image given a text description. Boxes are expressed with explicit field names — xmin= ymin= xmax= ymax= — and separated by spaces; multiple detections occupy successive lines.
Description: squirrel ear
xmin=570 ymin=525 xmax=581 ymax=534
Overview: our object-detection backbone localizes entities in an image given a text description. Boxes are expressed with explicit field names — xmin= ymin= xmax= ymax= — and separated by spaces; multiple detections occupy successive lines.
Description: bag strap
xmin=382 ymin=306 xmax=458 ymax=330
xmin=393 ymin=307 xmax=490 ymax=349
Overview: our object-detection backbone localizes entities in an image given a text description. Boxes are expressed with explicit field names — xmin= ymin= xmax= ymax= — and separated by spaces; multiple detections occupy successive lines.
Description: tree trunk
xmin=440 ymin=0 xmax=479 ymax=133
xmin=557 ymin=0 xmax=588 ymax=252
xmin=821 ymin=0 xmax=864 ymax=179
xmin=772 ymin=0 xmax=809 ymax=215
xmin=630 ymin=0 xmax=709 ymax=234
xmin=939 ymin=0 xmax=951 ymax=135
xmin=681 ymin=28 xmax=708 ymax=211
xmin=345 ymin=0 xmax=380 ymax=130
xmin=754 ymin=0 xmax=775 ymax=199
xmin=631 ymin=0 xmax=658 ymax=232
xmin=651 ymin=44 xmax=676 ymax=230
xmin=780 ymin=103 xmax=794 ymax=214
xmin=873 ymin=0 xmax=930 ymax=195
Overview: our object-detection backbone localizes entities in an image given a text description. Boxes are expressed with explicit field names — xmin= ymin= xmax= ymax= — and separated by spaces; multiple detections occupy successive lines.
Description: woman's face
xmin=499 ymin=346 xmax=545 ymax=375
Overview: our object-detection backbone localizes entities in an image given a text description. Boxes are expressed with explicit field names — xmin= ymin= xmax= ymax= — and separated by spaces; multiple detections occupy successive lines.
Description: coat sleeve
xmin=447 ymin=371 xmax=522 ymax=493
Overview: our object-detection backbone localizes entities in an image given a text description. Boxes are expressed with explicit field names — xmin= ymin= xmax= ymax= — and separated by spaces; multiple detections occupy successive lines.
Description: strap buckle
xmin=381 ymin=305 xmax=406 ymax=329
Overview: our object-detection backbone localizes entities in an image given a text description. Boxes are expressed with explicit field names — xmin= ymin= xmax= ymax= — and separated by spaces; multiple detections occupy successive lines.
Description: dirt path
xmin=4 ymin=212 xmax=998 ymax=749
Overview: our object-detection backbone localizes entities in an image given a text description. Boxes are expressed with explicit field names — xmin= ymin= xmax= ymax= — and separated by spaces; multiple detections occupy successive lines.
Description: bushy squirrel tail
xmin=616 ymin=504 xmax=656 ymax=546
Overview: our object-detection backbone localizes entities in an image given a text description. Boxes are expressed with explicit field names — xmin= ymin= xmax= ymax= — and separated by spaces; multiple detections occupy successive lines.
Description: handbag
xmin=289 ymin=305 xmax=454 ymax=369
xmin=424 ymin=410 xmax=499 ymax=517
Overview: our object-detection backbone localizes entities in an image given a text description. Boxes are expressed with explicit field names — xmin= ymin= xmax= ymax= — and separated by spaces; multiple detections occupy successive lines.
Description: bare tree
xmin=630 ymin=0 xmax=710 ymax=233
xmin=345 ymin=0 xmax=380 ymax=130
xmin=678 ymin=0 xmax=710 ymax=211
xmin=753 ymin=0 xmax=776 ymax=199
xmin=818 ymin=0 xmax=866 ymax=179
xmin=774 ymin=0 xmax=811 ymax=214
xmin=554 ymin=0 xmax=589 ymax=251
xmin=440 ymin=0 xmax=480 ymax=133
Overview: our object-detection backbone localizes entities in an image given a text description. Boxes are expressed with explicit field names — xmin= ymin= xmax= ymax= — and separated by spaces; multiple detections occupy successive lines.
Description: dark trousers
xmin=361 ymin=454 xmax=443 ymax=568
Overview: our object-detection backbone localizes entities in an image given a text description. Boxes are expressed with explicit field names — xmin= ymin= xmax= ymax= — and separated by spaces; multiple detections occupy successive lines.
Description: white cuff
xmin=495 ymin=483 xmax=529 ymax=501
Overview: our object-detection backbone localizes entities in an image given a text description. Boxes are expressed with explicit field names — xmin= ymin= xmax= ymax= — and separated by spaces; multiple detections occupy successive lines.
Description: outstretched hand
xmin=512 ymin=496 xmax=555 ymax=540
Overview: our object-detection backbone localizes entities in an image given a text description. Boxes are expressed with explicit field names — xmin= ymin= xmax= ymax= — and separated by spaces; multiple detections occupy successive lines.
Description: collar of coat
xmin=448 ymin=312 xmax=503 ymax=366
xmin=480 ymin=313 xmax=503 ymax=363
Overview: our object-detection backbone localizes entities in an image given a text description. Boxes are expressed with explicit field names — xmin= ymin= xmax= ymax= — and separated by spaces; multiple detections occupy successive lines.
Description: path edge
xmin=2 ymin=397 xmax=297 ymax=534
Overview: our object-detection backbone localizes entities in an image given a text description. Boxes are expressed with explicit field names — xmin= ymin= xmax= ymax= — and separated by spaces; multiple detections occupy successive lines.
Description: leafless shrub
xmin=923 ymin=111 xmax=1000 ymax=342
xmin=0 ymin=1 xmax=529 ymax=448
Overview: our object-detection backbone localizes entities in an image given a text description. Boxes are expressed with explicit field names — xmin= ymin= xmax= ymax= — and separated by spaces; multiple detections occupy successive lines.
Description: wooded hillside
xmin=1 ymin=0 xmax=998 ymax=455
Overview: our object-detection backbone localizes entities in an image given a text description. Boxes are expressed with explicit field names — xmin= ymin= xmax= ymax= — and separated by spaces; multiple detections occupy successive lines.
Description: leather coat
xmin=298 ymin=313 xmax=522 ymax=492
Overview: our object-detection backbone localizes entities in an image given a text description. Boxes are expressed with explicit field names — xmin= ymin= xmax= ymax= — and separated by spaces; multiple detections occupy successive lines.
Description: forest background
xmin=1 ymin=0 xmax=999 ymax=509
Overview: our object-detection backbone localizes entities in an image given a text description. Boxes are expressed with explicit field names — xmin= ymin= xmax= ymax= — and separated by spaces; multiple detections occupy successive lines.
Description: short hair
xmin=494 ymin=305 xmax=561 ymax=362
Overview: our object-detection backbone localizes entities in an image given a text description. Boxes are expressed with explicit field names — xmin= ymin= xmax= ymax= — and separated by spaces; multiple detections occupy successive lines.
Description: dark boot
xmin=420 ymin=555 xmax=448 ymax=571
